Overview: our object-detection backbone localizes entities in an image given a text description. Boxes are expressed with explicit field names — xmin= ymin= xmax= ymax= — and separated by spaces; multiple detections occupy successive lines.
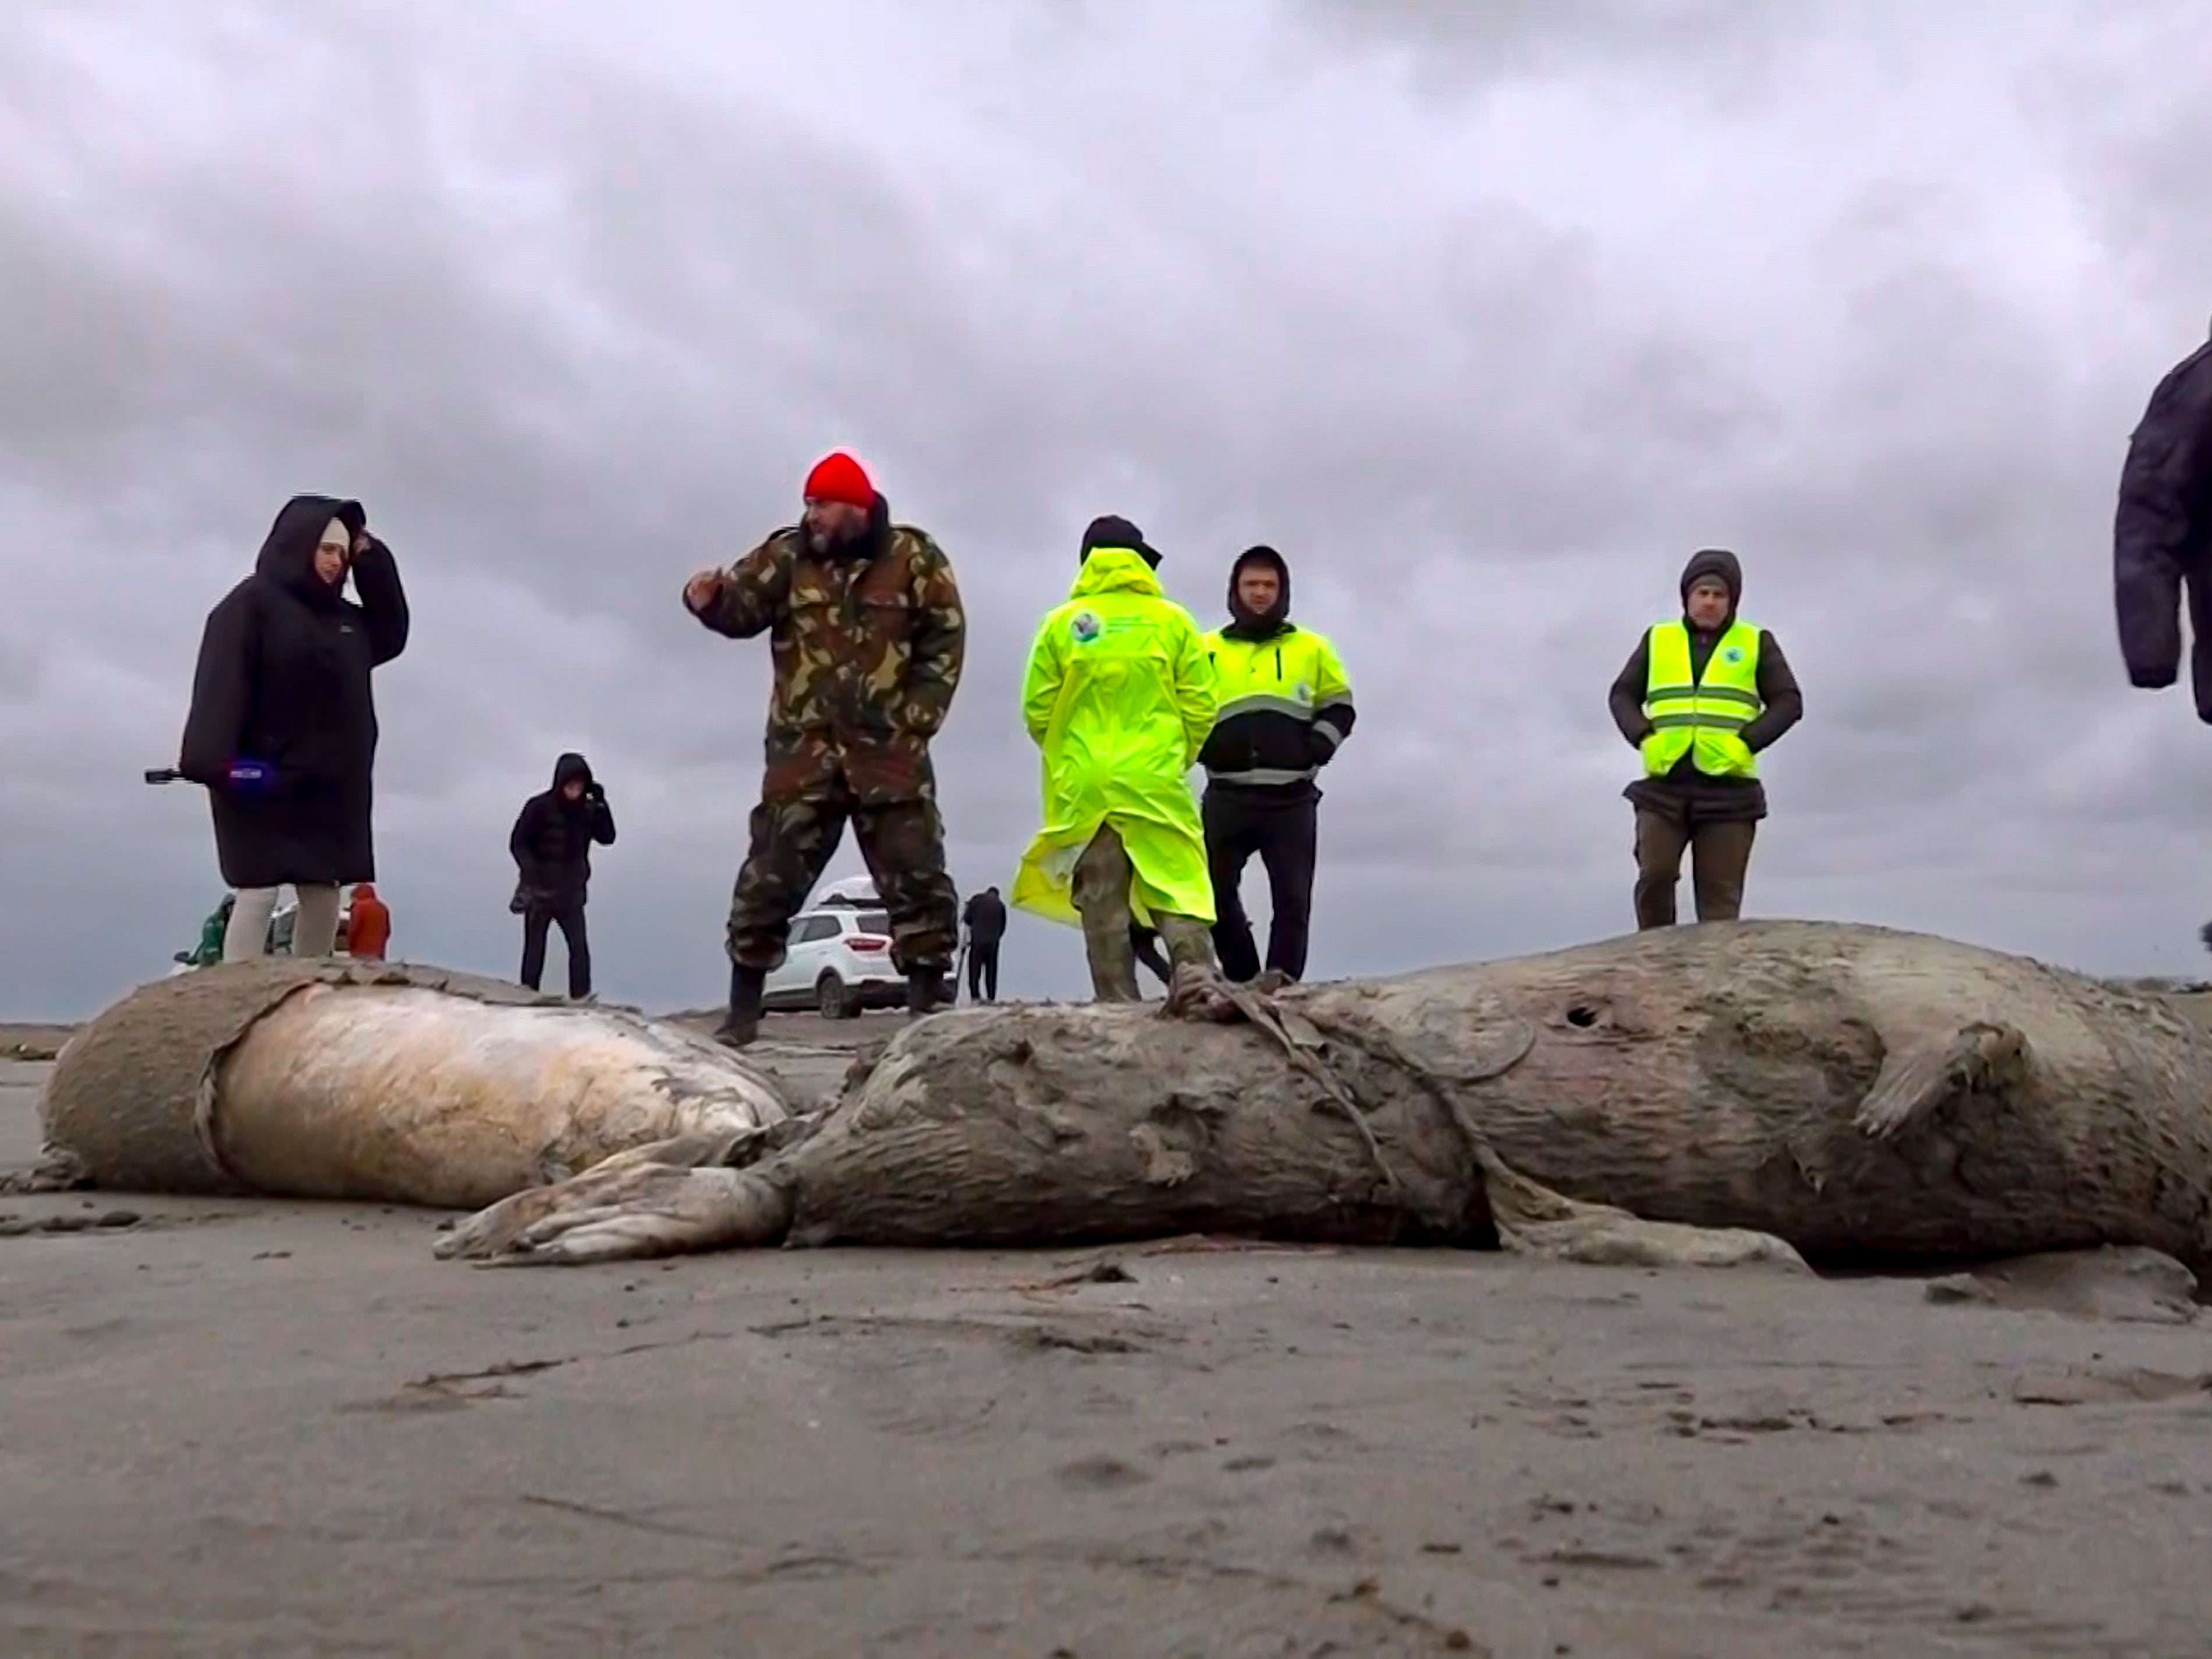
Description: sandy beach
xmin=5 ymin=1009 xmax=2212 ymax=1658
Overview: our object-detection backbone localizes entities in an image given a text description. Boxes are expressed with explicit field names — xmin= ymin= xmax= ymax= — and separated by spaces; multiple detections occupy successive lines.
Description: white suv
xmin=763 ymin=905 xmax=904 ymax=1019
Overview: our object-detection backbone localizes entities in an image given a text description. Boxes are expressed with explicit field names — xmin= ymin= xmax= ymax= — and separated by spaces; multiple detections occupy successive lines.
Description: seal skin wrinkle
xmin=28 ymin=924 xmax=2212 ymax=1283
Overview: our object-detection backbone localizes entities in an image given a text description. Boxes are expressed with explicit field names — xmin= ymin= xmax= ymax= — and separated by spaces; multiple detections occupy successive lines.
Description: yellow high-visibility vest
xmin=1640 ymin=619 xmax=1763 ymax=779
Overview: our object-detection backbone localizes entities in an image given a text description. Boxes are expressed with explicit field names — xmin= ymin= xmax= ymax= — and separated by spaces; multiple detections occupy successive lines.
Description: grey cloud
xmin=0 ymin=630 xmax=42 ymax=704
xmin=2015 ymin=15 xmax=2212 ymax=322
xmin=5 ymin=0 xmax=2212 ymax=1020
xmin=1289 ymin=0 xmax=1806 ymax=98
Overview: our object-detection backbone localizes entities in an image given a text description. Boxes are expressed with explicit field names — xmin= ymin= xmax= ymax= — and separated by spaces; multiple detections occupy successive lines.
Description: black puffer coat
xmin=177 ymin=494 xmax=410 ymax=888
xmin=2115 ymin=332 xmax=2212 ymax=719
xmin=509 ymin=751 xmax=617 ymax=908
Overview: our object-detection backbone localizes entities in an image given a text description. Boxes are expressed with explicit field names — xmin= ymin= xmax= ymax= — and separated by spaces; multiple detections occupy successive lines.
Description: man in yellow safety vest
xmin=1606 ymin=548 xmax=1802 ymax=929
xmin=1013 ymin=516 xmax=1223 ymax=1003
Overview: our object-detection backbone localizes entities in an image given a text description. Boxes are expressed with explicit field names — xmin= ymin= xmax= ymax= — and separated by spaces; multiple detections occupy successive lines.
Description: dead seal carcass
xmin=26 ymin=957 xmax=790 ymax=1209
xmin=439 ymin=919 xmax=2212 ymax=1274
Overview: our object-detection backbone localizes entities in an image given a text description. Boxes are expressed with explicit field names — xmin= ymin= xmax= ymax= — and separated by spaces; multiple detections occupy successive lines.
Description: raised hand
xmin=684 ymin=569 xmax=725 ymax=614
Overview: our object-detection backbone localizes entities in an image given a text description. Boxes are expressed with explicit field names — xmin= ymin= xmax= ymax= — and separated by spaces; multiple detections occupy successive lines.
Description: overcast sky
xmin=4 ymin=0 xmax=2210 ymax=1020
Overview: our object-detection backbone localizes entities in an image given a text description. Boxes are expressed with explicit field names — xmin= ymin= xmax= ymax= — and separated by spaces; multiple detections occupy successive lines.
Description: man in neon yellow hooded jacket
xmin=1013 ymin=517 xmax=1222 ymax=999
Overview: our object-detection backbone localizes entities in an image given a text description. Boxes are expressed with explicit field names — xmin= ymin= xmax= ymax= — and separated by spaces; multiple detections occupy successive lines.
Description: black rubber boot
xmin=907 ymin=969 xmax=946 ymax=1019
xmin=714 ymin=962 xmax=766 ymax=1049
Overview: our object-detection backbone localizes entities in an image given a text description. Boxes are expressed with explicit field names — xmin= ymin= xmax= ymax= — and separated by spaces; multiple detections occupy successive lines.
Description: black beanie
xmin=1080 ymin=515 xmax=1162 ymax=569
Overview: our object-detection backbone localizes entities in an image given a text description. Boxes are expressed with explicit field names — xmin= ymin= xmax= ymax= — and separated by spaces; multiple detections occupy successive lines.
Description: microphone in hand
xmin=225 ymin=757 xmax=278 ymax=796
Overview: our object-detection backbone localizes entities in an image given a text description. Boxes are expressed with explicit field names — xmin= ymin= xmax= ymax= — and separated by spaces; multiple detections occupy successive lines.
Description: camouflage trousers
xmin=726 ymin=779 xmax=958 ymax=976
xmin=1072 ymin=824 xmax=1214 ymax=1002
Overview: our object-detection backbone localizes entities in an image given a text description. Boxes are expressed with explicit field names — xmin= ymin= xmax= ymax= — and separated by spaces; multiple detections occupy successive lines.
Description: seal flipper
xmin=474 ymin=1166 xmax=794 ymax=1267
xmin=1855 ymin=1020 xmax=2031 ymax=1141
xmin=0 ymin=1143 xmax=88 ymax=1194
xmin=436 ymin=1130 xmax=761 ymax=1261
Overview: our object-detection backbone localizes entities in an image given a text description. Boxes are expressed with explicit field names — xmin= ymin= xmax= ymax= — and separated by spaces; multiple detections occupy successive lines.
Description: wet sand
xmin=5 ymin=1012 xmax=2212 ymax=1656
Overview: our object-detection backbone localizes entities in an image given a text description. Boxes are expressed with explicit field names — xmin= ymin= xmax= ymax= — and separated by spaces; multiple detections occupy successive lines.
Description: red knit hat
xmin=803 ymin=450 xmax=875 ymax=508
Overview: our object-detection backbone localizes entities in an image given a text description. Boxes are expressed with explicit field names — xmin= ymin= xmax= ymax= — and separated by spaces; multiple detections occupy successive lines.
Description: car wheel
xmin=816 ymin=972 xmax=855 ymax=1020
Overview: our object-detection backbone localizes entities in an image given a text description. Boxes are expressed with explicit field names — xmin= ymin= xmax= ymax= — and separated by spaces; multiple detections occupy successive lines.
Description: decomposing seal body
xmin=31 ymin=958 xmax=790 ymax=1210
xmin=440 ymin=919 xmax=2212 ymax=1273
xmin=32 ymin=924 xmax=2212 ymax=1278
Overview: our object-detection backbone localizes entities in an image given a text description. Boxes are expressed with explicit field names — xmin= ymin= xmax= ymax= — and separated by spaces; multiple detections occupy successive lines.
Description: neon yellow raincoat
xmin=1013 ymin=545 xmax=1219 ymax=928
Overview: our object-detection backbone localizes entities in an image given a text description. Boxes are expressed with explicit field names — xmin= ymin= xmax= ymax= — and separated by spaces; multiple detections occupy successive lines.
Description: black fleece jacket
xmin=2114 ymin=332 xmax=2212 ymax=718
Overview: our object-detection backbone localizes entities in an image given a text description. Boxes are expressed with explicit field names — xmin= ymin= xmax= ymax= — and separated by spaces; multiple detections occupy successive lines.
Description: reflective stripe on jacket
xmin=1195 ymin=626 xmax=1355 ymax=788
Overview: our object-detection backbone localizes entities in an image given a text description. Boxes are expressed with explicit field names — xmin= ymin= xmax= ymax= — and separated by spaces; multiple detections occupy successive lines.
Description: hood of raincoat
xmin=1070 ymin=544 xmax=1167 ymax=598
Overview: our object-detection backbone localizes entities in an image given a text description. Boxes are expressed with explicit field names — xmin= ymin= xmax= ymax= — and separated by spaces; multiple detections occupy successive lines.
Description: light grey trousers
xmin=223 ymin=884 xmax=342 ymax=962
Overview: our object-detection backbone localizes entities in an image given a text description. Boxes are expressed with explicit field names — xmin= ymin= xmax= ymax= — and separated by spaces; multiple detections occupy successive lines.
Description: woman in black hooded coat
xmin=176 ymin=494 xmax=410 ymax=960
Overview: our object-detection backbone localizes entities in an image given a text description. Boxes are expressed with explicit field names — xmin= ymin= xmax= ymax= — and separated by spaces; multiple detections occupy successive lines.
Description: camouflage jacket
xmin=695 ymin=511 xmax=965 ymax=802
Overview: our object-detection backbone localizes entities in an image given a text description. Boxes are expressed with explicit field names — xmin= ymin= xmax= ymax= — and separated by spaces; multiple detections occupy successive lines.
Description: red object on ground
xmin=347 ymin=884 xmax=391 ymax=959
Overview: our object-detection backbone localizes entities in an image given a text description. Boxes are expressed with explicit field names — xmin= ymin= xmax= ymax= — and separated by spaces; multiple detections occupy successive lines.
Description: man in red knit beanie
xmin=683 ymin=451 xmax=967 ymax=1045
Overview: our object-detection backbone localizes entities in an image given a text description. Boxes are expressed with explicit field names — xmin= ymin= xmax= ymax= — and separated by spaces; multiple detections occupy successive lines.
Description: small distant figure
xmin=1609 ymin=549 xmax=1802 ymax=928
xmin=962 ymin=885 xmax=1007 ymax=1002
xmin=1013 ymin=516 xmax=1221 ymax=1001
xmin=510 ymin=753 xmax=616 ymax=1001
xmin=175 ymin=494 xmax=409 ymax=961
xmin=2115 ymin=316 xmax=2212 ymax=718
xmin=346 ymin=882 xmax=391 ymax=960
xmin=184 ymin=894 xmax=235 ymax=967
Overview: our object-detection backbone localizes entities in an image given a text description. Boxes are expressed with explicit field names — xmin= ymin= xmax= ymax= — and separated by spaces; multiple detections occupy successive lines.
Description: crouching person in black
xmin=509 ymin=751 xmax=616 ymax=1000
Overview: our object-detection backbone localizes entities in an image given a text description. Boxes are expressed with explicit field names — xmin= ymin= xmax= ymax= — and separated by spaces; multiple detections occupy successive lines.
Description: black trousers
xmin=1204 ymin=785 xmax=1319 ymax=983
xmin=1130 ymin=924 xmax=1172 ymax=988
xmin=967 ymin=939 xmax=1000 ymax=1002
xmin=521 ymin=899 xmax=591 ymax=999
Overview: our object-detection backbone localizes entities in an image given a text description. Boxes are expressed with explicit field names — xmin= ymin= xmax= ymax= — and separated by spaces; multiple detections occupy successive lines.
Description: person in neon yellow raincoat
xmin=1013 ymin=516 xmax=1222 ymax=1002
